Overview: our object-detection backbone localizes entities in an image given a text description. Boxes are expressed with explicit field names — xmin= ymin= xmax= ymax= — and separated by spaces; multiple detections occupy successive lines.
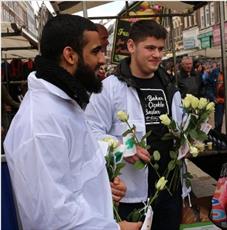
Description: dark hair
xmin=40 ymin=14 xmax=97 ymax=62
xmin=128 ymin=20 xmax=167 ymax=43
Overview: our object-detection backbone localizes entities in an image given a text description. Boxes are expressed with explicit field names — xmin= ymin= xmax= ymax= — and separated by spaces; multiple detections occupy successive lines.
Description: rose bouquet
xmin=159 ymin=94 xmax=215 ymax=194
xmin=101 ymin=137 xmax=126 ymax=222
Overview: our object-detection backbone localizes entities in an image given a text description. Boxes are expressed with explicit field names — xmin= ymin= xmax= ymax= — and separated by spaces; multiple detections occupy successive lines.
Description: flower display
xmin=160 ymin=94 xmax=214 ymax=193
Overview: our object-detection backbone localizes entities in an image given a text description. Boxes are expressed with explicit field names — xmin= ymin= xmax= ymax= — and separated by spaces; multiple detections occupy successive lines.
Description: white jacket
xmin=85 ymin=75 xmax=183 ymax=203
xmin=4 ymin=72 xmax=119 ymax=230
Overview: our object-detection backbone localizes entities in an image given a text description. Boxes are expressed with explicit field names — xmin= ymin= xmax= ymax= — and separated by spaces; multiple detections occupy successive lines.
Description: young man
xmin=4 ymin=15 xmax=141 ymax=230
xmin=86 ymin=20 xmax=183 ymax=230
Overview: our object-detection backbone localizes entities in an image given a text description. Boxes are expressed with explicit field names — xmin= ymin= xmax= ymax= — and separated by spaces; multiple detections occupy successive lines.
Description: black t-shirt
xmin=133 ymin=74 xmax=174 ymax=194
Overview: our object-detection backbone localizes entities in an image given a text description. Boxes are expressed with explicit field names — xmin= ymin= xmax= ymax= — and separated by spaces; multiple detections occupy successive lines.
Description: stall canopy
xmin=1 ymin=22 xmax=39 ymax=60
xmin=50 ymin=1 xmax=207 ymax=15
xmin=50 ymin=1 xmax=112 ymax=14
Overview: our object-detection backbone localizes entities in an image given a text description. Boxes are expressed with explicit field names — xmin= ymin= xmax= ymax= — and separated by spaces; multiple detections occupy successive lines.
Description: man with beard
xmin=3 ymin=15 xmax=142 ymax=230
xmin=85 ymin=20 xmax=183 ymax=230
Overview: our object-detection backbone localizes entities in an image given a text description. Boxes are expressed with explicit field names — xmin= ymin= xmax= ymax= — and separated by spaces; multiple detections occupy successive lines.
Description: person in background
xmin=95 ymin=23 xmax=109 ymax=53
xmin=95 ymin=23 xmax=127 ymax=198
xmin=4 ymin=14 xmax=141 ymax=230
xmin=95 ymin=23 xmax=109 ymax=81
xmin=1 ymin=84 xmax=20 ymax=138
xmin=206 ymin=62 xmax=220 ymax=102
xmin=177 ymin=56 xmax=202 ymax=98
xmin=85 ymin=19 xmax=183 ymax=230
xmin=215 ymin=70 xmax=225 ymax=133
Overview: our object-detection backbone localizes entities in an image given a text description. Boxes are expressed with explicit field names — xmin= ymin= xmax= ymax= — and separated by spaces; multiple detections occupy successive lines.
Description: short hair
xmin=128 ymin=20 xmax=167 ymax=43
xmin=40 ymin=14 xmax=97 ymax=62
xmin=181 ymin=56 xmax=193 ymax=63
xmin=95 ymin=23 xmax=108 ymax=34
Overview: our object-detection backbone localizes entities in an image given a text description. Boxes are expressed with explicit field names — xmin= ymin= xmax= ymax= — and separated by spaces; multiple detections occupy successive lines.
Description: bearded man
xmin=4 ymin=14 xmax=141 ymax=230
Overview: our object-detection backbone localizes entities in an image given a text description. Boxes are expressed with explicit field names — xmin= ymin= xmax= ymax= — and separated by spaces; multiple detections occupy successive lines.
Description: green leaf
xmin=141 ymin=130 xmax=152 ymax=142
xmin=153 ymin=150 xmax=161 ymax=161
xmin=169 ymin=120 xmax=176 ymax=130
xmin=153 ymin=163 xmax=159 ymax=170
xmin=169 ymin=151 xmax=177 ymax=159
xmin=185 ymin=179 xmax=191 ymax=188
xmin=127 ymin=209 xmax=142 ymax=222
xmin=168 ymin=160 xmax=176 ymax=171
xmin=145 ymin=144 xmax=151 ymax=150
xmin=189 ymin=129 xmax=208 ymax=141
xmin=176 ymin=160 xmax=183 ymax=166
xmin=161 ymin=133 xmax=174 ymax=141
xmin=134 ymin=160 xmax=146 ymax=169
xmin=113 ymin=162 xmax=126 ymax=178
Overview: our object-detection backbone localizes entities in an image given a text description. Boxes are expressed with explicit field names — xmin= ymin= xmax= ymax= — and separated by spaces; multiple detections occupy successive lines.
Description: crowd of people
xmin=2 ymin=13 xmax=226 ymax=230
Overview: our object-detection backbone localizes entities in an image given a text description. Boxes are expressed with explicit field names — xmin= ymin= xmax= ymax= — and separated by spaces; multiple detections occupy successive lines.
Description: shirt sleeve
xmin=5 ymin=134 xmax=119 ymax=230
xmin=85 ymin=79 xmax=118 ymax=142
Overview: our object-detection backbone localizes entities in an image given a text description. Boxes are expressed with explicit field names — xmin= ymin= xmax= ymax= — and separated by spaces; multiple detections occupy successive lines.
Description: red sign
xmin=212 ymin=22 xmax=227 ymax=46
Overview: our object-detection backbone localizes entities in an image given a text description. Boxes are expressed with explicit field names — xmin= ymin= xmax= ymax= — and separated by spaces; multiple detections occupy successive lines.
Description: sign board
xmin=212 ymin=22 xmax=227 ymax=46
xmin=111 ymin=2 xmax=163 ymax=64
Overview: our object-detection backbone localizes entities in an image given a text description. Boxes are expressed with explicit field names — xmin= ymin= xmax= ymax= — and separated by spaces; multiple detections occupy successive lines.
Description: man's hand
xmin=119 ymin=221 xmax=142 ymax=230
xmin=111 ymin=177 xmax=126 ymax=203
xmin=124 ymin=145 xmax=150 ymax=164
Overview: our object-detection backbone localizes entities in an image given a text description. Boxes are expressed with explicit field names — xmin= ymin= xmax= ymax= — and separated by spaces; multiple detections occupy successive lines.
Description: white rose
xmin=102 ymin=137 xmax=119 ymax=149
xmin=198 ymin=98 xmax=208 ymax=109
xmin=182 ymin=95 xmax=192 ymax=108
xmin=206 ymin=102 xmax=215 ymax=112
xmin=189 ymin=146 xmax=199 ymax=157
xmin=155 ymin=177 xmax=168 ymax=191
xmin=117 ymin=111 xmax=129 ymax=122
xmin=159 ymin=114 xmax=171 ymax=126
xmin=191 ymin=96 xmax=199 ymax=109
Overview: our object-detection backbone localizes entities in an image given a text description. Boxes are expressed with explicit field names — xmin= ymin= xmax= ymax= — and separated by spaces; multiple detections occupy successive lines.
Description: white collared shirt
xmin=4 ymin=72 xmax=119 ymax=230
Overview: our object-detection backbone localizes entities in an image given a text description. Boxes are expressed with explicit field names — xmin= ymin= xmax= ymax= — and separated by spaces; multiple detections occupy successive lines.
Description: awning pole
xmin=169 ymin=11 xmax=176 ymax=80
xmin=219 ymin=1 xmax=227 ymax=134
xmin=82 ymin=1 xmax=88 ymax=18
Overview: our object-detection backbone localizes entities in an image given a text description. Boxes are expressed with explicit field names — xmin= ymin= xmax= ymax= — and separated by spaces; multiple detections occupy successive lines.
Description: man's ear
xmin=127 ymin=39 xmax=136 ymax=54
xmin=62 ymin=46 xmax=78 ymax=66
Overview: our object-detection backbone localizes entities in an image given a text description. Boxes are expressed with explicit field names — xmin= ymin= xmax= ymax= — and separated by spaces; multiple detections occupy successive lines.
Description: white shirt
xmin=4 ymin=72 xmax=119 ymax=230
xmin=85 ymin=75 xmax=183 ymax=203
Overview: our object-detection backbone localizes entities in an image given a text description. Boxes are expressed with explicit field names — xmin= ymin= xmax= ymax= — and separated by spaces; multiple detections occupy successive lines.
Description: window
xmin=210 ymin=2 xmax=215 ymax=25
xmin=205 ymin=4 xmax=210 ymax=26
xmin=189 ymin=15 xmax=192 ymax=27
xmin=200 ymin=7 xmax=205 ymax=28
xmin=184 ymin=16 xmax=188 ymax=28
xmin=193 ymin=12 xmax=197 ymax=26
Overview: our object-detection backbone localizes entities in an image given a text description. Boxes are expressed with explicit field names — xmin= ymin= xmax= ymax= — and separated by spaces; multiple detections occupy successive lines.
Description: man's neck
xmin=130 ymin=62 xmax=155 ymax=79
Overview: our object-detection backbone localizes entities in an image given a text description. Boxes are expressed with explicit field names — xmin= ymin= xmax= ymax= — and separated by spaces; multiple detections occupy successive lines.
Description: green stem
xmin=147 ymin=190 xmax=159 ymax=207
xmin=126 ymin=121 xmax=140 ymax=144
xmin=149 ymin=162 xmax=172 ymax=196
xmin=113 ymin=203 xmax=122 ymax=222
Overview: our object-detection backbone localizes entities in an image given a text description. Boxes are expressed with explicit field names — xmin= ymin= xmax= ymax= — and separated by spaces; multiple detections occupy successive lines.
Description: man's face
xmin=74 ymin=31 xmax=105 ymax=93
xmin=182 ymin=59 xmax=193 ymax=73
xmin=98 ymin=27 xmax=109 ymax=53
xmin=128 ymin=36 xmax=165 ymax=77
